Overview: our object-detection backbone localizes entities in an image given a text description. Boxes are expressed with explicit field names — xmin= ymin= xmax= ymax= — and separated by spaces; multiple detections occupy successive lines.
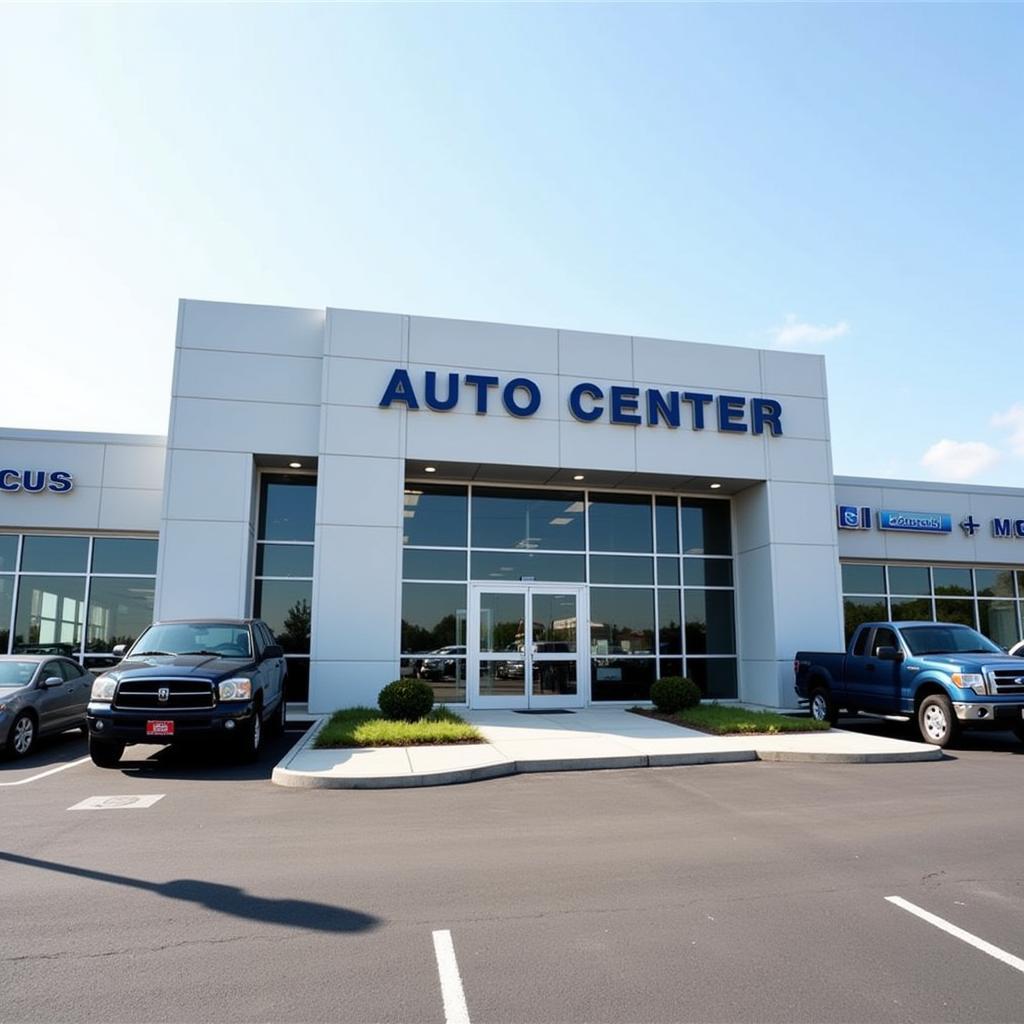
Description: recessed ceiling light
xmin=424 ymin=466 xmax=437 ymax=473
xmin=572 ymin=474 xmax=585 ymax=481
xmin=710 ymin=482 xmax=722 ymax=490
xmin=288 ymin=462 xmax=302 ymax=469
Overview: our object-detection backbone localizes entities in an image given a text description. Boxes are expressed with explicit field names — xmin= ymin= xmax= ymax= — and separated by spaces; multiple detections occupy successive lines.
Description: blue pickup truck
xmin=795 ymin=621 xmax=1024 ymax=747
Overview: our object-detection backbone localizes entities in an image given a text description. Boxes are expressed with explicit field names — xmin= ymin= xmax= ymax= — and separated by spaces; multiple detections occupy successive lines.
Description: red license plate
xmin=146 ymin=720 xmax=174 ymax=736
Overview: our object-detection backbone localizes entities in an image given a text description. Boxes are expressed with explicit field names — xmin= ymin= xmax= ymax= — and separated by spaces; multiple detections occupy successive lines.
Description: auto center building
xmin=1 ymin=300 xmax=1022 ymax=713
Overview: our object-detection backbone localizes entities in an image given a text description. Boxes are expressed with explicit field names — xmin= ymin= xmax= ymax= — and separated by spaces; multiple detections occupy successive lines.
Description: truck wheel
xmin=89 ymin=737 xmax=125 ymax=768
xmin=235 ymin=709 xmax=262 ymax=763
xmin=809 ymin=686 xmax=838 ymax=727
xmin=917 ymin=694 xmax=957 ymax=747
xmin=7 ymin=712 xmax=37 ymax=759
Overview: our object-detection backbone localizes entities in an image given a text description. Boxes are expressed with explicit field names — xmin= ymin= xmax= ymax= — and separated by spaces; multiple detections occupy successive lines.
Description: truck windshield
xmin=900 ymin=625 xmax=1002 ymax=656
xmin=131 ymin=623 xmax=252 ymax=659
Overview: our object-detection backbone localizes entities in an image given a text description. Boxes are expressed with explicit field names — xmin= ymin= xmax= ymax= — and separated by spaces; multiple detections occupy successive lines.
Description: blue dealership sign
xmin=878 ymin=510 xmax=952 ymax=534
xmin=837 ymin=505 xmax=872 ymax=530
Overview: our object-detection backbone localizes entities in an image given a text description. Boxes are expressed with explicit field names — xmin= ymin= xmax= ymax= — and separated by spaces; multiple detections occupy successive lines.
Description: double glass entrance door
xmin=470 ymin=584 xmax=586 ymax=708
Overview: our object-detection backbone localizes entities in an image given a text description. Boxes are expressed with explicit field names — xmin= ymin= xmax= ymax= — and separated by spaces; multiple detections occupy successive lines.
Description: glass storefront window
xmin=978 ymin=601 xmax=1021 ymax=649
xmin=975 ymin=569 xmax=1015 ymax=598
xmin=687 ymin=658 xmax=738 ymax=699
xmin=933 ymin=568 xmax=972 ymax=596
xmin=591 ymin=658 xmax=656 ymax=702
xmin=404 ymin=485 xmax=468 ymax=548
xmin=86 ymin=577 xmax=155 ymax=652
xmin=842 ymin=563 xmax=885 ymax=595
xmin=684 ymin=558 xmax=734 ymax=587
xmin=0 ymin=535 xmax=18 ymax=572
xmin=13 ymin=575 xmax=86 ymax=653
xmin=681 ymin=500 xmax=731 ymax=555
xmin=684 ymin=590 xmax=736 ymax=655
xmin=402 ymin=548 xmax=467 ymax=581
xmin=20 ymin=536 xmax=89 ymax=574
xmin=470 ymin=551 xmax=585 ymax=582
xmin=843 ymin=597 xmax=887 ymax=642
xmin=588 ymin=493 xmax=652 ymax=553
xmin=657 ymin=590 xmax=682 ymax=655
xmin=258 ymin=475 xmax=316 ymax=542
xmin=589 ymin=555 xmax=654 ymax=586
xmin=253 ymin=580 xmax=312 ymax=654
xmin=255 ymin=544 xmax=315 ymax=578
xmin=656 ymin=557 xmax=680 ymax=586
xmin=655 ymin=498 xmax=679 ymax=554
xmin=935 ymin=599 xmax=976 ymax=628
xmin=890 ymin=597 xmax=933 ymax=622
xmin=401 ymin=582 xmax=467 ymax=654
xmin=888 ymin=566 xmax=930 ymax=595
xmin=92 ymin=538 xmax=158 ymax=575
xmin=471 ymin=488 xmax=584 ymax=551
xmin=0 ymin=576 xmax=12 ymax=651
xmin=590 ymin=588 xmax=655 ymax=655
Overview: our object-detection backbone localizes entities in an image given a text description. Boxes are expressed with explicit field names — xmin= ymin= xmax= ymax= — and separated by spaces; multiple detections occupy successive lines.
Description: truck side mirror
xmin=263 ymin=644 xmax=283 ymax=661
xmin=877 ymin=646 xmax=903 ymax=662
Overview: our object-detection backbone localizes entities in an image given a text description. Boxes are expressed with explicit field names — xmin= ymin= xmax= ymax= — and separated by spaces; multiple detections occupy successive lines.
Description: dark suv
xmin=86 ymin=618 xmax=288 ymax=768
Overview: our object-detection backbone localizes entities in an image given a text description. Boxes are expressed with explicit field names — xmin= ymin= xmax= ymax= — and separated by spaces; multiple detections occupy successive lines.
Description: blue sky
xmin=2 ymin=3 xmax=1022 ymax=485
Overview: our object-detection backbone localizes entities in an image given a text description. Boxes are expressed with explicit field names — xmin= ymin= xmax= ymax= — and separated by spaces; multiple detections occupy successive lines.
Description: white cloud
xmin=920 ymin=439 xmax=1001 ymax=481
xmin=991 ymin=403 xmax=1024 ymax=456
xmin=769 ymin=314 xmax=850 ymax=349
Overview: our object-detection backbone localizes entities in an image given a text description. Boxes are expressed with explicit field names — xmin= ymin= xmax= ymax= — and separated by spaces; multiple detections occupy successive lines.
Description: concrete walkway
xmin=271 ymin=708 xmax=942 ymax=789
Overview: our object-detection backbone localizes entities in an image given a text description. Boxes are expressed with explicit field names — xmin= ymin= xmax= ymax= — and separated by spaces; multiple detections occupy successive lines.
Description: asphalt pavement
xmin=1 ymin=719 xmax=1023 ymax=1023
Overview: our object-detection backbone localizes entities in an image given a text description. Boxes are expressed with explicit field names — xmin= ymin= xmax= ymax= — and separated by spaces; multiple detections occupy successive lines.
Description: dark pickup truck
xmin=87 ymin=618 xmax=287 ymax=767
xmin=795 ymin=621 xmax=1024 ymax=747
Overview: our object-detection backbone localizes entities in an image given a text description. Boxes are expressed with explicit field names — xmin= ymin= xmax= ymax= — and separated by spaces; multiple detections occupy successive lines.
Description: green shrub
xmin=650 ymin=676 xmax=701 ymax=714
xmin=378 ymin=679 xmax=434 ymax=722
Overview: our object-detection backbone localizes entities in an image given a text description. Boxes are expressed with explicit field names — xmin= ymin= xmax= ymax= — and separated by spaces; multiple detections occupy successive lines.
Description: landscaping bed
xmin=631 ymin=703 xmax=831 ymax=736
xmin=314 ymin=706 xmax=484 ymax=748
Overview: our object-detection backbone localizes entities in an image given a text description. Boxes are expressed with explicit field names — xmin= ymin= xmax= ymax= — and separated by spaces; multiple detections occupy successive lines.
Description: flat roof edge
xmin=836 ymin=474 xmax=1024 ymax=497
xmin=0 ymin=427 xmax=167 ymax=447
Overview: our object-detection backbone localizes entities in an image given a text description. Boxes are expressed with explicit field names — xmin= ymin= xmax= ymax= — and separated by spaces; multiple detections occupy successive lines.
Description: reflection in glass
xmin=590 ymin=589 xmax=654 ymax=655
xmin=258 ymin=476 xmax=316 ymax=542
xmin=935 ymin=599 xmax=976 ymax=628
xmin=588 ymin=493 xmax=652 ymax=553
xmin=92 ymin=538 xmax=158 ymax=575
xmin=402 ymin=548 xmax=466 ymax=581
xmin=256 ymin=544 xmax=315 ymax=578
xmin=687 ymin=658 xmax=738 ymax=699
xmin=890 ymin=597 xmax=933 ymax=622
xmin=658 ymin=590 xmax=682 ymax=654
xmin=681 ymin=500 xmax=731 ymax=555
xmin=283 ymin=657 xmax=310 ymax=703
xmin=470 ymin=551 xmax=585 ymax=582
xmin=684 ymin=558 xmax=733 ymax=587
xmin=401 ymin=583 xmax=466 ymax=654
xmin=478 ymin=592 xmax=526 ymax=653
xmin=254 ymin=579 xmax=313 ymax=654
xmin=978 ymin=601 xmax=1021 ymax=649
xmin=975 ymin=570 xmax=1015 ymax=598
xmin=0 ymin=576 xmax=11 ymax=652
xmin=659 ymin=658 xmax=683 ymax=679
xmin=0 ymin=535 xmax=19 ymax=572
xmin=479 ymin=659 xmax=525 ymax=698
xmin=533 ymin=660 xmax=577 ymax=696
xmin=933 ymin=568 xmax=972 ymax=596
xmin=888 ymin=566 xmax=929 ymax=595
xmin=844 ymin=597 xmax=887 ymax=643
xmin=404 ymin=485 xmax=468 ymax=548
xmin=841 ymin=563 xmax=885 ymax=595
xmin=471 ymin=488 xmax=584 ymax=551
xmin=684 ymin=590 xmax=736 ymax=654
xmin=589 ymin=555 xmax=654 ymax=586
xmin=20 ymin=536 xmax=89 ymax=573
xmin=591 ymin=658 xmax=655 ymax=701
xmin=531 ymin=592 xmax=577 ymax=652
xmin=13 ymin=575 xmax=85 ymax=653
xmin=86 ymin=577 xmax=155 ymax=652
xmin=655 ymin=498 xmax=680 ymax=554
xmin=657 ymin=558 xmax=680 ymax=586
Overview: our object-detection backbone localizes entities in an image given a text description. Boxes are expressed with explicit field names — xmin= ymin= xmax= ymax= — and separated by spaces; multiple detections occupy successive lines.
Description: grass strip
xmin=314 ymin=706 xmax=484 ymax=748
xmin=633 ymin=703 xmax=831 ymax=735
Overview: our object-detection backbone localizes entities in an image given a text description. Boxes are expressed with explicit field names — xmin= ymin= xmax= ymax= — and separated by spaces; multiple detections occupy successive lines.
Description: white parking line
xmin=0 ymin=757 xmax=91 ymax=787
xmin=886 ymin=895 xmax=1024 ymax=974
xmin=432 ymin=929 xmax=471 ymax=1024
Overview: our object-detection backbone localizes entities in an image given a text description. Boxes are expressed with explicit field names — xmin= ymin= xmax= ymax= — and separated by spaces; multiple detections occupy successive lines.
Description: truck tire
xmin=809 ymin=685 xmax=838 ymax=727
xmin=917 ymin=694 xmax=957 ymax=748
xmin=89 ymin=737 xmax=125 ymax=768
xmin=235 ymin=708 xmax=262 ymax=763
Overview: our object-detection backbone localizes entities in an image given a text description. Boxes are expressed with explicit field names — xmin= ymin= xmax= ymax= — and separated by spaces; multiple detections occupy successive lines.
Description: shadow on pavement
xmin=0 ymin=850 xmax=380 ymax=934
xmin=112 ymin=725 xmax=312 ymax=782
xmin=838 ymin=714 xmax=1024 ymax=755
xmin=0 ymin=728 xmax=87 ymax=776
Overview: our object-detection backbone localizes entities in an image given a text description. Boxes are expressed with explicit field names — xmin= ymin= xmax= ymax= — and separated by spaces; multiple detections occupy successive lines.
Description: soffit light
xmin=572 ymin=474 xmax=585 ymax=481
xmin=424 ymin=466 xmax=437 ymax=473
xmin=710 ymin=483 xmax=722 ymax=490
xmin=288 ymin=462 xmax=302 ymax=469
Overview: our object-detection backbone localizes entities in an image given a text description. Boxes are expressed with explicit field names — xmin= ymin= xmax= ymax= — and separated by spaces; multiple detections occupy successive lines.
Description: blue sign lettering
xmin=0 ymin=470 xmax=75 ymax=494
xmin=569 ymin=382 xmax=603 ymax=422
xmin=878 ymin=510 xmax=952 ymax=534
xmin=837 ymin=506 xmax=872 ymax=530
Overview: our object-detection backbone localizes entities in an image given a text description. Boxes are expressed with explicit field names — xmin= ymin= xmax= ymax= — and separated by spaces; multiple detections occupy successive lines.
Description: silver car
xmin=0 ymin=656 xmax=92 ymax=758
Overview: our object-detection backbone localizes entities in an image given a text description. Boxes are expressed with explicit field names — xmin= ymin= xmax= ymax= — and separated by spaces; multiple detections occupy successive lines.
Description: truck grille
xmin=987 ymin=669 xmax=1024 ymax=696
xmin=113 ymin=679 xmax=215 ymax=711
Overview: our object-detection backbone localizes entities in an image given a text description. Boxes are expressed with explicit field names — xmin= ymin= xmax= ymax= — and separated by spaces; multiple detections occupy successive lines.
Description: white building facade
xmin=1 ymin=300 xmax=1021 ymax=712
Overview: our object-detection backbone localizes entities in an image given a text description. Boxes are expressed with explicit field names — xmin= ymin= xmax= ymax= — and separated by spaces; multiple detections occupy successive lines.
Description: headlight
xmin=951 ymin=672 xmax=986 ymax=696
xmin=218 ymin=678 xmax=253 ymax=701
xmin=91 ymin=676 xmax=118 ymax=702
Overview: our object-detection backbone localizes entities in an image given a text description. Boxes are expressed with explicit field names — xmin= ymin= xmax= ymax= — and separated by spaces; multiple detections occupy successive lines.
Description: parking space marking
xmin=0 ymin=756 xmax=91 ymax=787
xmin=886 ymin=896 xmax=1024 ymax=975
xmin=432 ymin=929 xmax=471 ymax=1024
xmin=68 ymin=794 xmax=165 ymax=810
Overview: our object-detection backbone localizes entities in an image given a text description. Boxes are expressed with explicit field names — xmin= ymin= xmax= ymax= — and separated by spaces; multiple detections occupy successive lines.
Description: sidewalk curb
xmin=271 ymin=730 xmax=942 ymax=789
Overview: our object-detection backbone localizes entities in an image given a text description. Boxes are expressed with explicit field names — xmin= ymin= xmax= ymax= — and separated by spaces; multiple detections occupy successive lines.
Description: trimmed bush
xmin=378 ymin=679 xmax=434 ymax=722
xmin=650 ymin=676 xmax=701 ymax=714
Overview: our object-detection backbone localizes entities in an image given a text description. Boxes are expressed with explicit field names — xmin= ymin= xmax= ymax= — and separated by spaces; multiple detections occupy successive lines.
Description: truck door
xmin=843 ymin=627 xmax=873 ymax=709
xmin=854 ymin=626 xmax=903 ymax=712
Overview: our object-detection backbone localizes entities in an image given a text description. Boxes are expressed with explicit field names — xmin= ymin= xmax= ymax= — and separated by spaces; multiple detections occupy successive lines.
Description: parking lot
xmin=2 ymin=719 xmax=1023 ymax=1024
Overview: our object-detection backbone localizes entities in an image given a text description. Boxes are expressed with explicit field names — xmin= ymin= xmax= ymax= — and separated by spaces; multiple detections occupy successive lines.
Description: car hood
xmin=919 ymin=653 xmax=1024 ymax=673
xmin=107 ymin=655 xmax=255 ymax=682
